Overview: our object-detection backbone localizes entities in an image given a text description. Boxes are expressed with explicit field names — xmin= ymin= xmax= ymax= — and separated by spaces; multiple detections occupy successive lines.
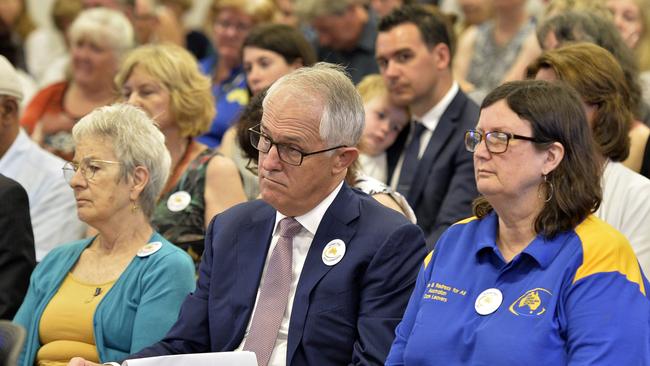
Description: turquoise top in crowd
xmin=14 ymin=233 xmax=195 ymax=366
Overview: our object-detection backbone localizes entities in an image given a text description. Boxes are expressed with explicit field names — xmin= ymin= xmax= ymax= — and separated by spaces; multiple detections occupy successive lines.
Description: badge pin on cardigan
xmin=137 ymin=241 xmax=163 ymax=257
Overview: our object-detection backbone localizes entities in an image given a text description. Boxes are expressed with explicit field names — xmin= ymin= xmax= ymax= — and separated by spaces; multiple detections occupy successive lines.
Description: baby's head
xmin=357 ymin=74 xmax=410 ymax=156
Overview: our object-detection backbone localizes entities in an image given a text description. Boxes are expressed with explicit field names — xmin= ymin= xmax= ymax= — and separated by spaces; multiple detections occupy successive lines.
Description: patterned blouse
xmin=152 ymin=149 xmax=218 ymax=267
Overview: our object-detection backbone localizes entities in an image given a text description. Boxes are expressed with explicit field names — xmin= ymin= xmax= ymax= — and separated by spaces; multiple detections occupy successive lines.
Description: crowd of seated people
xmin=1 ymin=1 xmax=649 ymax=365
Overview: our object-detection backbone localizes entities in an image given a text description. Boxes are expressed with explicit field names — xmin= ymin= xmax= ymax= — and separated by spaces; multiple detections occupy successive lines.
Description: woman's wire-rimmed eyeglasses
xmin=62 ymin=159 xmax=121 ymax=183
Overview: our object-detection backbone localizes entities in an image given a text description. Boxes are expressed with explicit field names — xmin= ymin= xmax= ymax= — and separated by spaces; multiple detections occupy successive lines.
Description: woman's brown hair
xmin=527 ymin=42 xmax=632 ymax=162
xmin=473 ymin=80 xmax=602 ymax=238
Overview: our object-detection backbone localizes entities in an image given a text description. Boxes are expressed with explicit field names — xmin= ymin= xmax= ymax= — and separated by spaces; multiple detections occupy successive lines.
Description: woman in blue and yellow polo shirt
xmin=386 ymin=80 xmax=650 ymax=365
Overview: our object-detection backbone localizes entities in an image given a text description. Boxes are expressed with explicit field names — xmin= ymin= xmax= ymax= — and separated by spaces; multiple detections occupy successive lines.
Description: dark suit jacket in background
xmin=387 ymin=90 xmax=479 ymax=250
xmin=131 ymin=183 xmax=427 ymax=365
xmin=0 ymin=174 xmax=35 ymax=319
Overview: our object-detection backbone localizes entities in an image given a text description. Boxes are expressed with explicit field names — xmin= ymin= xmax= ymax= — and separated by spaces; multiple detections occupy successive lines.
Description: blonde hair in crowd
xmin=115 ymin=43 xmax=215 ymax=138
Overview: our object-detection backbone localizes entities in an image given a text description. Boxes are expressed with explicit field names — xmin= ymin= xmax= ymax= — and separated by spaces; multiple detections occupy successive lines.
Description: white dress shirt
xmin=0 ymin=129 xmax=86 ymax=260
xmin=236 ymin=181 xmax=344 ymax=366
xmin=596 ymin=160 xmax=650 ymax=275
xmin=390 ymin=82 xmax=460 ymax=190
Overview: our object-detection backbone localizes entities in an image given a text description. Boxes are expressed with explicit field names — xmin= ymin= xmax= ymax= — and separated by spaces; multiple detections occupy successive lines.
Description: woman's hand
xmin=67 ymin=357 xmax=103 ymax=366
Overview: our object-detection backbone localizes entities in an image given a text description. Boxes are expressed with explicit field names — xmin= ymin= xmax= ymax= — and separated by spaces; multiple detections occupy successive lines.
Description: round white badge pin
xmin=322 ymin=239 xmax=346 ymax=266
xmin=137 ymin=241 xmax=163 ymax=257
xmin=167 ymin=191 xmax=191 ymax=212
xmin=474 ymin=288 xmax=503 ymax=315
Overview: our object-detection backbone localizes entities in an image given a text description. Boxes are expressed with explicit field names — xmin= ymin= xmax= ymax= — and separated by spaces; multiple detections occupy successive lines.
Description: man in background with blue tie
xmin=376 ymin=5 xmax=479 ymax=249
xmin=69 ymin=62 xmax=426 ymax=366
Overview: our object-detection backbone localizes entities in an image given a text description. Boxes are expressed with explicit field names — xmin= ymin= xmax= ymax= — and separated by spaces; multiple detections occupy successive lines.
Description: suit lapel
xmin=407 ymin=90 xmax=467 ymax=204
xmin=232 ymin=204 xmax=276 ymax=343
xmin=286 ymin=184 xmax=360 ymax=364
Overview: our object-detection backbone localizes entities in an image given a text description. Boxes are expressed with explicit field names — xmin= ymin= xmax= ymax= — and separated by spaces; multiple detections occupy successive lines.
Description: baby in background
xmin=357 ymin=74 xmax=410 ymax=183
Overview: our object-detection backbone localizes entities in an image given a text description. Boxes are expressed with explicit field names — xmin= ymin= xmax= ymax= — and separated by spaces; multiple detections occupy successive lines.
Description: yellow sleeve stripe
xmin=573 ymin=216 xmax=646 ymax=296
xmin=455 ymin=216 xmax=478 ymax=225
xmin=423 ymin=251 xmax=434 ymax=269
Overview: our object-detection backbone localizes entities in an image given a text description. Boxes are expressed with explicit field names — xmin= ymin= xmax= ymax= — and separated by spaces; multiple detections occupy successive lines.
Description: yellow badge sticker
xmin=508 ymin=288 xmax=553 ymax=316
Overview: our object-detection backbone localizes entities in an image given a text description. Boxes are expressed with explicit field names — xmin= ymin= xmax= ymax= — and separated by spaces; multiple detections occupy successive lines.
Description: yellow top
xmin=36 ymin=273 xmax=116 ymax=366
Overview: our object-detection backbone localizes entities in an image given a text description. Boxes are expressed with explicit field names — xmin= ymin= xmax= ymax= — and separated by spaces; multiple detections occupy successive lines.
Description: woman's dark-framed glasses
xmin=248 ymin=124 xmax=346 ymax=166
xmin=62 ymin=159 xmax=121 ymax=183
xmin=464 ymin=129 xmax=543 ymax=154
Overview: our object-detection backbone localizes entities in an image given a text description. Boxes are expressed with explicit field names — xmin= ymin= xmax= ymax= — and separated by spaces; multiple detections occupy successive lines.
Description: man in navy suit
xmin=376 ymin=5 xmax=479 ymax=249
xmin=70 ymin=63 xmax=426 ymax=366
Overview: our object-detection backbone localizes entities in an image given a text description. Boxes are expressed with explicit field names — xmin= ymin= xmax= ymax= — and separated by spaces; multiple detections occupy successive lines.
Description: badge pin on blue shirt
xmin=475 ymin=288 xmax=503 ymax=315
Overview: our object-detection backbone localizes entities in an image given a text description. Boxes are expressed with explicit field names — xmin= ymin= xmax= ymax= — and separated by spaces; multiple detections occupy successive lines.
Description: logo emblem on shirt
xmin=167 ymin=191 xmax=191 ymax=212
xmin=508 ymin=288 xmax=553 ymax=316
xmin=226 ymin=88 xmax=250 ymax=106
xmin=322 ymin=239 xmax=346 ymax=266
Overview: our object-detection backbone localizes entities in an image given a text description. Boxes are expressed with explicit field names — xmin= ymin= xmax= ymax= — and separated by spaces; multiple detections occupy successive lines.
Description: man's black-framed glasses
xmin=464 ymin=129 xmax=543 ymax=154
xmin=248 ymin=124 xmax=347 ymax=166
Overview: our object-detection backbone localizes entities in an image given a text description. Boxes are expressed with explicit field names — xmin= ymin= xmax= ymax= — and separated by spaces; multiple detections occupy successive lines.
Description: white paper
xmin=122 ymin=351 xmax=258 ymax=366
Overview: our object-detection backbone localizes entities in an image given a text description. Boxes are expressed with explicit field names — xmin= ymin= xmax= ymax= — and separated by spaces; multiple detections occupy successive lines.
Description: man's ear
xmin=432 ymin=43 xmax=452 ymax=70
xmin=129 ymin=165 xmax=150 ymax=201
xmin=332 ymin=147 xmax=359 ymax=175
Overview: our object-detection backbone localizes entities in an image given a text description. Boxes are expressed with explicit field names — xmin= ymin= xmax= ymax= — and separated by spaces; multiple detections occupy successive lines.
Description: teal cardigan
xmin=13 ymin=233 xmax=195 ymax=366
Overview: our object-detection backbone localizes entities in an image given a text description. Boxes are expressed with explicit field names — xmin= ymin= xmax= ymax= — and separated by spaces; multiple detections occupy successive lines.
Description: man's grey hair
xmin=294 ymin=0 xmax=363 ymax=21
xmin=263 ymin=62 xmax=365 ymax=148
xmin=72 ymin=103 xmax=171 ymax=217
xmin=68 ymin=7 xmax=134 ymax=59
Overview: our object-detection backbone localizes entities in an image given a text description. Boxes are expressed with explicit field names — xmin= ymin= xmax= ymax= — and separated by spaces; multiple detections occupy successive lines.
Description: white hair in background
xmin=68 ymin=7 xmax=134 ymax=59
xmin=263 ymin=62 xmax=365 ymax=148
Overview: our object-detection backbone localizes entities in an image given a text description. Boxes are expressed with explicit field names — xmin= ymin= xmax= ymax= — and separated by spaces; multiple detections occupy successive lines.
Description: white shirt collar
xmin=0 ymin=128 xmax=32 ymax=169
xmin=274 ymin=181 xmax=344 ymax=236
xmin=415 ymin=82 xmax=459 ymax=131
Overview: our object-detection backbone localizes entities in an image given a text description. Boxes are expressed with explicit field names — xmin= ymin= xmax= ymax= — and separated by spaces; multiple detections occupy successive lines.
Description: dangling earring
xmin=539 ymin=174 xmax=554 ymax=203
xmin=131 ymin=200 xmax=139 ymax=213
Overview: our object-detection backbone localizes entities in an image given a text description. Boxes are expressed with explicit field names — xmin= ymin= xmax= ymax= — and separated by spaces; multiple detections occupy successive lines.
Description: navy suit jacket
xmin=0 ymin=174 xmax=35 ymax=319
xmin=132 ymin=183 xmax=426 ymax=365
xmin=387 ymin=89 xmax=479 ymax=250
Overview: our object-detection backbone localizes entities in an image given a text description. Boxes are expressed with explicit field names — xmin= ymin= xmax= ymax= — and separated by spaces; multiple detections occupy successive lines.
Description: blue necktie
xmin=397 ymin=122 xmax=427 ymax=197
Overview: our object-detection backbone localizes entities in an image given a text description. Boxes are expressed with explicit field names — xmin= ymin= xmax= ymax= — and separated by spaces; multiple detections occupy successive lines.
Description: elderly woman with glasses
xmin=386 ymin=80 xmax=650 ymax=365
xmin=13 ymin=104 xmax=195 ymax=366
